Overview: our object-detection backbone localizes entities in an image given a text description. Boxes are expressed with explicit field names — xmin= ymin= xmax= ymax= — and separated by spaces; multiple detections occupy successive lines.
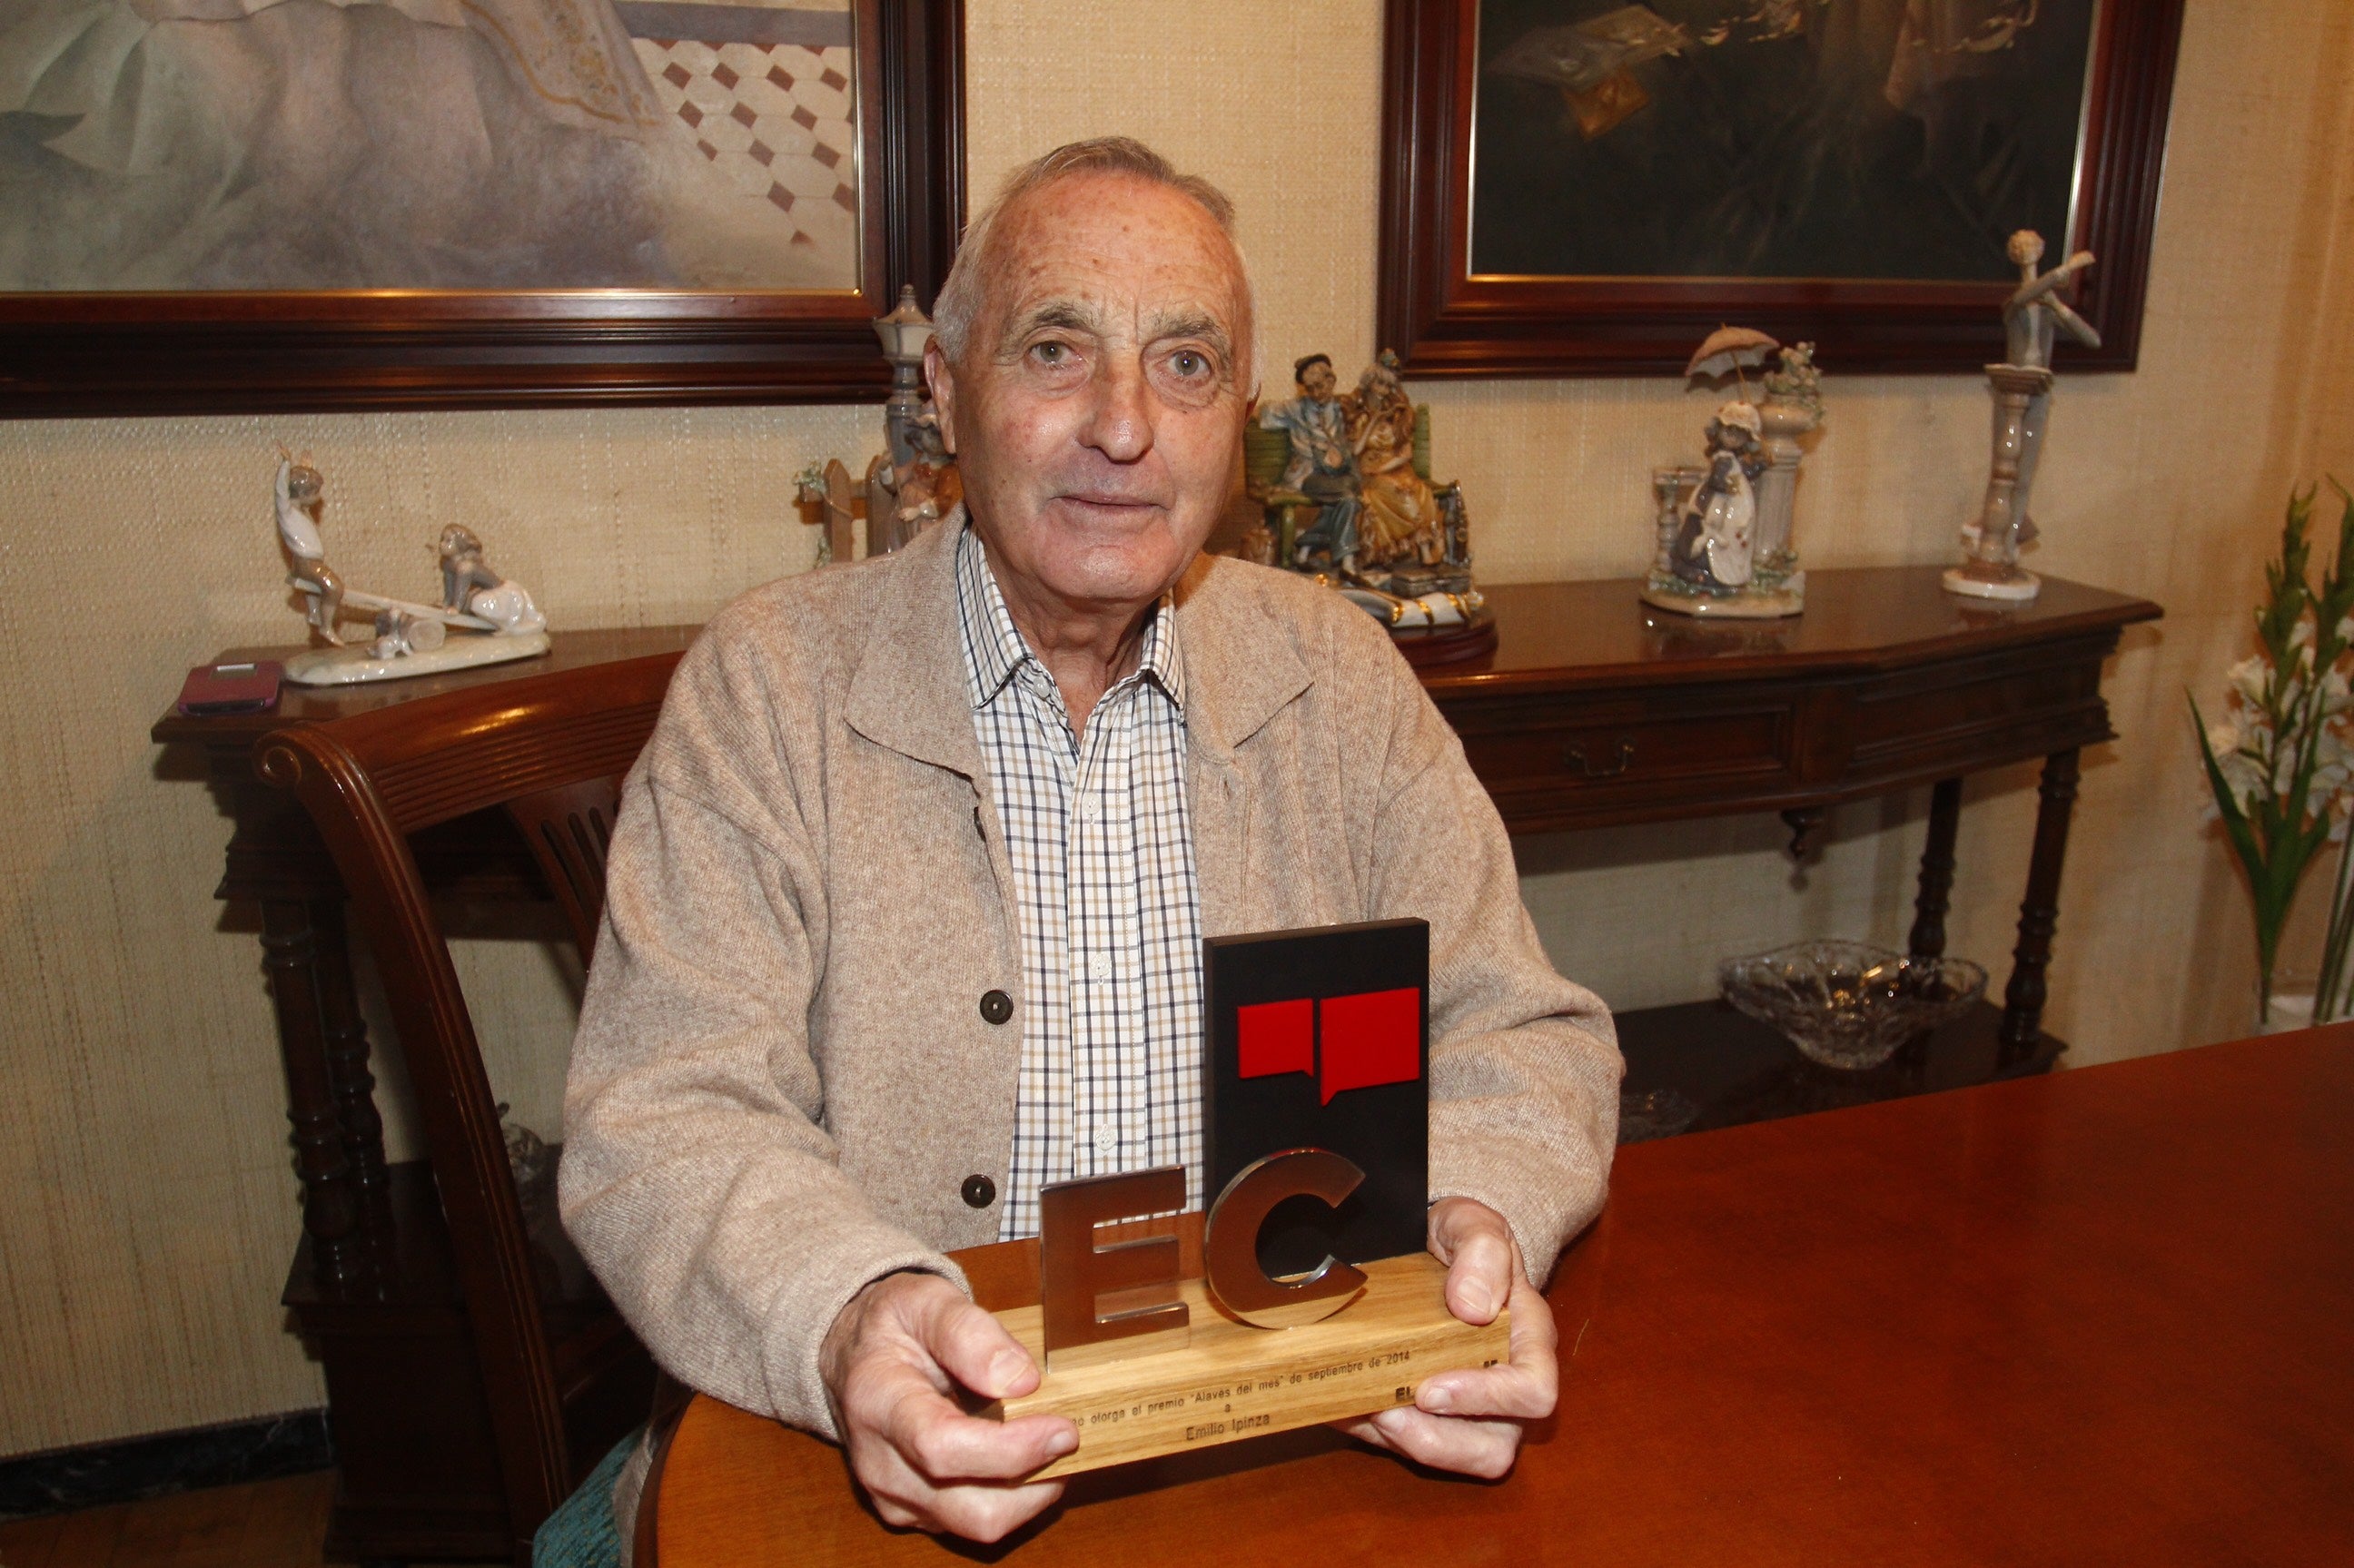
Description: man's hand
xmin=1338 ymin=1197 xmax=1558 ymax=1478
xmin=818 ymin=1271 xmax=1078 ymax=1541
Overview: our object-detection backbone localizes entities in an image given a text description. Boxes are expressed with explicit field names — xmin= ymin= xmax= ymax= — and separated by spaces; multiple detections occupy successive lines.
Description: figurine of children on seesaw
xmin=272 ymin=451 xmax=549 ymax=685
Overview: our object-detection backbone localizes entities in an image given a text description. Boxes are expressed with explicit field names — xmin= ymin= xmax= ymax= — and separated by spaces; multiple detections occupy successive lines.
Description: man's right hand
xmin=817 ymin=1271 xmax=1078 ymax=1542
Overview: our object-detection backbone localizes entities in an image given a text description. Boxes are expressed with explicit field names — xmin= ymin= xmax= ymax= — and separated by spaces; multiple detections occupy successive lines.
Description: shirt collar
xmin=954 ymin=520 xmax=1186 ymax=713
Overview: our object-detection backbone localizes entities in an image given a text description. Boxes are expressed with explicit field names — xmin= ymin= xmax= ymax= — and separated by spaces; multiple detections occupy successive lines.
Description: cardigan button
xmin=979 ymin=989 xmax=1014 ymax=1025
xmin=961 ymin=1174 xmax=997 ymax=1209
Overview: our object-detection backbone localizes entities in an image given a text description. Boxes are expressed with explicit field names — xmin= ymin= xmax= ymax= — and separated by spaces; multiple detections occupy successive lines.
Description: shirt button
xmin=979 ymin=989 xmax=1014 ymax=1025
xmin=1088 ymin=955 xmax=1112 ymax=982
xmin=961 ymin=1174 xmax=996 ymax=1209
xmin=1092 ymin=1127 xmax=1118 ymax=1157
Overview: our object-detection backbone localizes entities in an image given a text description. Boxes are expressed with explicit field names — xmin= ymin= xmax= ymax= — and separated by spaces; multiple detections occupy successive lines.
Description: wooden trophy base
xmin=980 ymin=1252 xmax=1507 ymax=1478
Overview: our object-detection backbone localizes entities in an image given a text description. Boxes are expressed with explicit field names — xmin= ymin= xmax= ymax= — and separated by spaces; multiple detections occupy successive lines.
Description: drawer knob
xmin=1568 ymin=738 xmax=1636 ymax=778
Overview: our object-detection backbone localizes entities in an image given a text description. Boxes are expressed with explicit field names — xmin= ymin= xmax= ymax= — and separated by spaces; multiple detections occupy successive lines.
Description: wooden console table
xmin=152 ymin=566 xmax=2157 ymax=1560
xmin=1435 ymin=567 xmax=2161 ymax=1133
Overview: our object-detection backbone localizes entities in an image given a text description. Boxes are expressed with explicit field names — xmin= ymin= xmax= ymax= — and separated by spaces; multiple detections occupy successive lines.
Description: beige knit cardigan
xmin=560 ymin=518 xmax=1622 ymax=1445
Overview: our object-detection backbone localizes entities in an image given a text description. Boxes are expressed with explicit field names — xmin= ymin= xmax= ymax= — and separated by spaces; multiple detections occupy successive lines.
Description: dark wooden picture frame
xmin=0 ymin=0 xmax=963 ymax=419
xmin=1378 ymin=0 xmax=2184 ymax=377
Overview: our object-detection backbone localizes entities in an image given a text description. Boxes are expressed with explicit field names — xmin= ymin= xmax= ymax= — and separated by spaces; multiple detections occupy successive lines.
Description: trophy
xmin=980 ymin=921 xmax=1508 ymax=1476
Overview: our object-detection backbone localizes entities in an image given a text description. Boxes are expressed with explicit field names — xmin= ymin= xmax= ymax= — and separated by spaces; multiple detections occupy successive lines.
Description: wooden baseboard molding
xmin=0 ymin=1411 xmax=331 ymax=1523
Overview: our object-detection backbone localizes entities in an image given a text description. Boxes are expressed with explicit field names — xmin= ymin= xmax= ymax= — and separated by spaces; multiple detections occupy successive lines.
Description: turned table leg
xmin=261 ymin=898 xmax=365 ymax=1291
xmin=2001 ymin=749 xmax=2082 ymax=1058
xmin=1909 ymin=777 xmax=1964 ymax=959
xmin=312 ymin=900 xmax=392 ymax=1244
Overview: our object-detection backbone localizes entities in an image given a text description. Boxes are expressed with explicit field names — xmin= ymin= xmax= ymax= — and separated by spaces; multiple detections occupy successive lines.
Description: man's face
xmin=1300 ymin=361 xmax=1336 ymax=402
xmin=927 ymin=173 xmax=1252 ymax=616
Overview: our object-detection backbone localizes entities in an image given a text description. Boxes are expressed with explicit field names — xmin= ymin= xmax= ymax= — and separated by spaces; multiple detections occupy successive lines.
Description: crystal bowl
xmin=1718 ymin=941 xmax=1988 ymax=1070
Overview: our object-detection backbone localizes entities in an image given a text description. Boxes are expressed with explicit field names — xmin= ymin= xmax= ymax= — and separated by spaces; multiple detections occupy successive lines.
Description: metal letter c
xmin=1202 ymin=1149 xmax=1370 ymax=1327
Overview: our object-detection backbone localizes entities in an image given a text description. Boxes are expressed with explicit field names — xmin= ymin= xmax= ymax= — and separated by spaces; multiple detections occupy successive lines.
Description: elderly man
xmin=562 ymin=137 xmax=1620 ymax=1546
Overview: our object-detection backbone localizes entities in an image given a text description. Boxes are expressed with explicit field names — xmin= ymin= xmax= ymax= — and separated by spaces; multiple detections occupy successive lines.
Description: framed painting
xmin=1378 ymin=0 xmax=2184 ymax=376
xmin=0 ymin=0 xmax=962 ymax=415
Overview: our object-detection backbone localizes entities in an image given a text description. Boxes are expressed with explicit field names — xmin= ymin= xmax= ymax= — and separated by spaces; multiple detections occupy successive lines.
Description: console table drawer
xmin=1455 ymin=702 xmax=1795 ymax=811
xmin=1848 ymin=644 xmax=2115 ymax=777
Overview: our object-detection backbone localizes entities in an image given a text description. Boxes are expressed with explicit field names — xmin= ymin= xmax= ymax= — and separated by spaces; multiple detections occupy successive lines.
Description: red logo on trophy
xmin=1236 ymin=986 xmax=1421 ymax=1102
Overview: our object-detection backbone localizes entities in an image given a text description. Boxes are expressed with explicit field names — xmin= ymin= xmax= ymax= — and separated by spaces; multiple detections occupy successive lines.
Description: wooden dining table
xmin=645 ymin=1024 xmax=2352 ymax=1564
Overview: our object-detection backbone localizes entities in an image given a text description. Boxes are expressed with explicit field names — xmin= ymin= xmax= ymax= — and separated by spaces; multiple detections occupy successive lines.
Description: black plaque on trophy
xmin=1203 ymin=919 xmax=1429 ymax=1278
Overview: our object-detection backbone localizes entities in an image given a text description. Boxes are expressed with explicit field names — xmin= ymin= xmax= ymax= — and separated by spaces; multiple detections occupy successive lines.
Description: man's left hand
xmin=1337 ymin=1197 xmax=1558 ymax=1479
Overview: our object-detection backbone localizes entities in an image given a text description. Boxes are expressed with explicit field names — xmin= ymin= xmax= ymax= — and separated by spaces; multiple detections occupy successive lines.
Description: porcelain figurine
xmin=1651 ymin=463 xmax=1705 ymax=580
xmin=1642 ymin=400 xmax=1787 ymax=616
xmin=1675 ymin=401 xmax=1766 ymax=589
xmin=1946 ymin=232 xmax=2099 ymax=603
xmin=274 ymin=454 xmax=347 ymax=644
xmin=438 ymin=526 xmax=545 ymax=636
xmin=1349 ymin=350 xmax=1449 ymax=579
xmin=1240 ymin=348 xmax=1488 ymax=647
xmin=865 ymin=409 xmax=962 ymax=557
xmin=1643 ymin=327 xmax=1815 ymax=619
xmin=796 ymin=459 xmax=858 ymax=565
xmin=799 ymin=289 xmax=961 ymax=561
xmin=1753 ymin=341 xmax=1824 ymax=596
xmin=270 ymin=455 xmax=551 ymax=685
xmin=1259 ymin=353 xmax=1363 ymax=573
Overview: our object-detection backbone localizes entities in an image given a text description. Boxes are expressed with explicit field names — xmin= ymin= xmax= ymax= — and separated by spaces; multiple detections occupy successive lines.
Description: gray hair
xmin=931 ymin=137 xmax=1255 ymax=383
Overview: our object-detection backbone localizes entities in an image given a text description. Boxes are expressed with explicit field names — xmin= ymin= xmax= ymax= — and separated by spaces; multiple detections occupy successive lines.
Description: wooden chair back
xmin=258 ymin=650 xmax=684 ymax=1563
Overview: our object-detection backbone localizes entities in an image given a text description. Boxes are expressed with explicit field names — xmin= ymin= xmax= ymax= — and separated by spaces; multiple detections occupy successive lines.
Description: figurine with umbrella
xmin=1685 ymin=324 xmax=1780 ymax=399
xmin=1639 ymin=324 xmax=1815 ymax=619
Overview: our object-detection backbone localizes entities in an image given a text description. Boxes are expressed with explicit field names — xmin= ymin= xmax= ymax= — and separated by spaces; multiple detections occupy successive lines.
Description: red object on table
xmin=176 ymin=658 xmax=282 ymax=715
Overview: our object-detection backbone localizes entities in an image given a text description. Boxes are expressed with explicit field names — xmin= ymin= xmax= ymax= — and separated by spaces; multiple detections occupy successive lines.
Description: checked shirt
xmin=954 ymin=523 xmax=1204 ymax=1240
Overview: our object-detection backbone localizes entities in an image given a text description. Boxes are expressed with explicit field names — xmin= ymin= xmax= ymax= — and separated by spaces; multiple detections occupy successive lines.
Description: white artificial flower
xmin=2211 ymin=742 xmax=2265 ymax=807
xmin=2274 ymin=750 xmax=2303 ymax=796
xmin=2230 ymin=655 xmax=2271 ymax=705
xmin=2315 ymin=730 xmax=2354 ymax=805
xmin=2323 ymin=669 xmax=2352 ymax=716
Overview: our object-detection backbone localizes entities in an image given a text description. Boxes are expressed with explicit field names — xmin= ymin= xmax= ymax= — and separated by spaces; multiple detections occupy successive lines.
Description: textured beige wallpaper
xmin=1 ymin=0 xmax=2349 ymax=1457
xmin=963 ymin=0 xmax=2354 ymax=1068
